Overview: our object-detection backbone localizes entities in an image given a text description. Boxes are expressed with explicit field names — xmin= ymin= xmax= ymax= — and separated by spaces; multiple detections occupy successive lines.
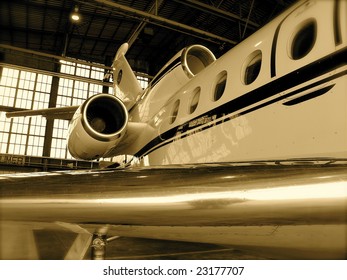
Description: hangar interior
xmin=0 ymin=0 xmax=295 ymax=173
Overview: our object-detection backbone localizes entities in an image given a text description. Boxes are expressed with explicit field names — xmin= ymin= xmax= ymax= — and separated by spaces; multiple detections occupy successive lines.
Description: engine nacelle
xmin=67 ymin=94 xmax=128 ymax=160
xmin=149 ymin=45 xmax=216 ymax=103
xmin=181 ymin=45 xmax=216 ymax=78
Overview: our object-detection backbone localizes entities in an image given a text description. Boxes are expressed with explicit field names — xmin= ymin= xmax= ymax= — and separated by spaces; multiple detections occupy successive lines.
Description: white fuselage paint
xmin=124 ymin=0 xmax=347 ymax=166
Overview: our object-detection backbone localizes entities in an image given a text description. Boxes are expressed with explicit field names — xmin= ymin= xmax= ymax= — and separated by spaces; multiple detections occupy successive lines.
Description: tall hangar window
xmin=0 ymin=68 xmax=50 ymax=156
xmin=50 ymin=60 xmax=105 ymax=159
xmin=0 ymin=61 xmax=148 ymax=160
xmin=136 ymin=74 xmax=149 ymax=89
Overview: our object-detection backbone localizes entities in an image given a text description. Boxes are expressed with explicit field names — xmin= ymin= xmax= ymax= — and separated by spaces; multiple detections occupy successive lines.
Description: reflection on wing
xmin=1 ymin=160 xmax=346 ymax=259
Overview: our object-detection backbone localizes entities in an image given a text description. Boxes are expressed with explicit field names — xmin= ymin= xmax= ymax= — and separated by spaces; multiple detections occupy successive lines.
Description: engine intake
xmin=181 ymin=45 xmax=216 ymax=78
xmin=82 ymin=94 xmax=128 ymax=141
xmin=68 ymin=94 xmax=128 ymax=160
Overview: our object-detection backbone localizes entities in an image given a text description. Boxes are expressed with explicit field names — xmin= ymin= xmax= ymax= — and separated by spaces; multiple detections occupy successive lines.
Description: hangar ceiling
xmin=0 ymin=0 xmax=296 ymax=76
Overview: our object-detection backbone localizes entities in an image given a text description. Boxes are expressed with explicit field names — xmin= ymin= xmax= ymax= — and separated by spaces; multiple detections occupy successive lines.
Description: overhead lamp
xmin=71 ymin=5 xmax=80 ymax=22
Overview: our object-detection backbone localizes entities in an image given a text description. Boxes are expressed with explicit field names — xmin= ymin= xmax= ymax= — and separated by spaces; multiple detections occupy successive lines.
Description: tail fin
xmin=112 ymin=43 xmax=143 ymax=110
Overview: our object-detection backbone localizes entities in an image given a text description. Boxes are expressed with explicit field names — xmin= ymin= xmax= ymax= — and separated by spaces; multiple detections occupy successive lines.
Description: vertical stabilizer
xmin=112 ymin=43 xmax=143 ymax=109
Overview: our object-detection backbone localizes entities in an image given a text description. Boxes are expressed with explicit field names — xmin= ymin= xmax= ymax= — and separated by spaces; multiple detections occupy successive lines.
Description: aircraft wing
xmin=1 ymin=160 xmax=347 ymax=260
xmin=5 ymin=106 xmax=79 ymax=120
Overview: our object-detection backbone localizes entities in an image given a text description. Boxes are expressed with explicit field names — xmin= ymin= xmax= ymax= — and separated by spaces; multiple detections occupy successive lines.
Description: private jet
xmin=1 ymin=0 xmax=347 ymax=259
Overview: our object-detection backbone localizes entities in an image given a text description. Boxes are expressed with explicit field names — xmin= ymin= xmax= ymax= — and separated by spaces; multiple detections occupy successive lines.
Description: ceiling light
xmin=70 ymin=6 xmax=80 ymax=22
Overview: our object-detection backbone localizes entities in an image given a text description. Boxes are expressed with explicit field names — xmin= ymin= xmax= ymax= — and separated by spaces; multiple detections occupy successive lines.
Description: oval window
xmin=243 ymin=50 xmax=262 ymax=85
xmin=290 ymin=19 xmax=317 ymax=60
xmin=213 ymin=71 xmax=227 ymax=101
xmin=117 ymin=69 xmax=123 ymax=84
xmin=189 ymin=87 xmax=200 ymax=114
xmin=170 ymin=99 xmax=180 ymax=124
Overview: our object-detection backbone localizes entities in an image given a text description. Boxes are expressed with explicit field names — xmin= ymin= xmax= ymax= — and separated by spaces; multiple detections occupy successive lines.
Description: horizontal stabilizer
xmin=6 ymin=106 xmax=79 ymax=120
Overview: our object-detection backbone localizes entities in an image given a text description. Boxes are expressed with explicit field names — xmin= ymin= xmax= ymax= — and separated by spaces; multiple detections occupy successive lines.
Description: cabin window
xmin=189 ymin=87 xmax=201 ymax=114
xmin=290 ymin=19 xmax=317 ymax=60
xmin=170 ymin=99 xmax=180 ymax=124
xmin=243 ymin=50 xmax=262 ymax=85
xmin=213 ymin=71 xmax=227 ymax=101
xmin=117 ymin=69 xmax=123 ymax=84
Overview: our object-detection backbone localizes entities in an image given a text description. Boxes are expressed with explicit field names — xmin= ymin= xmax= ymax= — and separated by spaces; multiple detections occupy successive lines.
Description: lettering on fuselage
xmin=187 ymin=115 xmax=217 ymax=129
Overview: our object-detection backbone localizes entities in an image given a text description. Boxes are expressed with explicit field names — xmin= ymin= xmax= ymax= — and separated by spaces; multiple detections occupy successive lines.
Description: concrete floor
xmin=30 ymin=229 xmax=269 ymax=260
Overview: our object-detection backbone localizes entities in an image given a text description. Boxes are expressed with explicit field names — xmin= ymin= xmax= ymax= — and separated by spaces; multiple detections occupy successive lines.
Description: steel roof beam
xmin=172 ymin=0 xmax=259 ymax=29
xmin=92 ymin=0 xmax=237 ymax=45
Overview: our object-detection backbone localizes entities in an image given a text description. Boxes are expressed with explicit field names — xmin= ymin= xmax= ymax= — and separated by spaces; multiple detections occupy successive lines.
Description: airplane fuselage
xmin=123 ymin=0 xmax=347 ymax=165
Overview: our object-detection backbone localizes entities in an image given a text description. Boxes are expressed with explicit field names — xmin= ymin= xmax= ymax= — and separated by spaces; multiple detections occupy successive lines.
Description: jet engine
xmin=67 ymin=94 xmax=128 ymax=160
xmin=181 ymin=45 xmax=216 ymax=78
xmin=149 ymin=45 xmax=216 ymax=99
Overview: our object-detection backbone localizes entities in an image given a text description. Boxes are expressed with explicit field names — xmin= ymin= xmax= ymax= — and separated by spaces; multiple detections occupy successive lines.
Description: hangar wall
xmin=0 ymin=46 xmax=112 ymax=172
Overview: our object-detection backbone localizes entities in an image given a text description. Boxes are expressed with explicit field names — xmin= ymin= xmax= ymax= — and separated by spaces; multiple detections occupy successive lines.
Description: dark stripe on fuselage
xmin=282 ymin=85 xmax=334 ymax=106
xmin=334 ymin=0 xmax=342 ymax=46
xmin=149 ymin=57 xmax=181 ymax=87
xmin=134 ymin=46 xmax=347 ymax=158
xmin=270 ymin=26 xmax=280 ymax=78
